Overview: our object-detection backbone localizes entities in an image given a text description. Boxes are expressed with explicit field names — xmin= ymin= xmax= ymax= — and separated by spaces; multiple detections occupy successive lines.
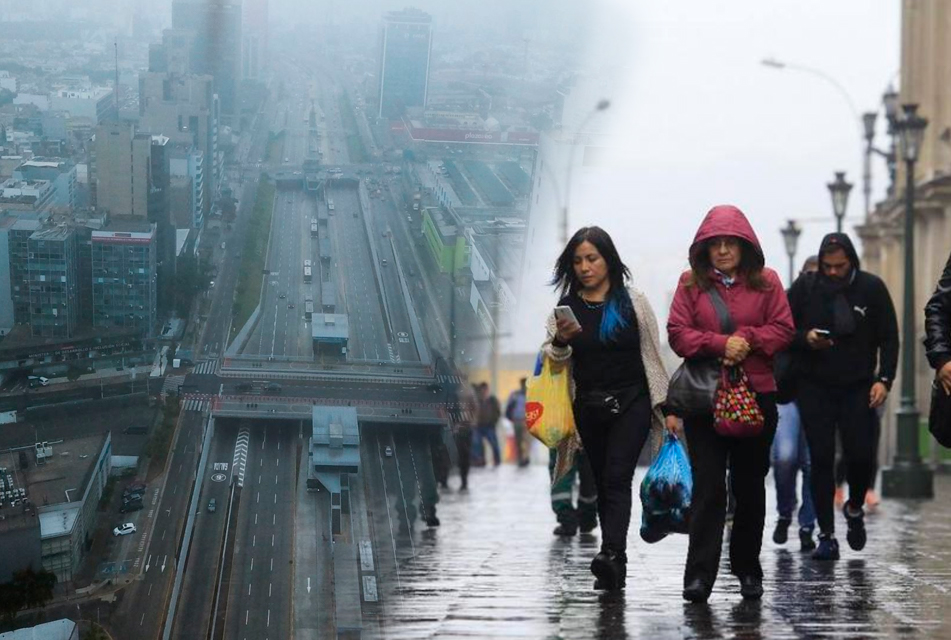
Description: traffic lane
xmin=170 ymin=420 xmax=235 ymax=640
xmin=360 ymin=428 xmax=404 ymax=605
xmin=226 ymin=423 xmax=296 ymax=640
xmin=218 ymin=381 xmax=447 ymax=405
xmin=245 ymin=191 xmax=293 ymax=355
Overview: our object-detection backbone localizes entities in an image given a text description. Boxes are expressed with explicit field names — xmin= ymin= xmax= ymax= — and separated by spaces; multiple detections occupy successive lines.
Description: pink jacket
xmin=667 ymin=205 xmax=795 ymax=393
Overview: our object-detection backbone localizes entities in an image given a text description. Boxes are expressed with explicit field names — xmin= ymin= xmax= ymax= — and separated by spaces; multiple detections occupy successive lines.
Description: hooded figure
xmin=787 ymin=231 xmax=899 ymax=562
xmin=788 ymin=232 xmax=898 ymax=390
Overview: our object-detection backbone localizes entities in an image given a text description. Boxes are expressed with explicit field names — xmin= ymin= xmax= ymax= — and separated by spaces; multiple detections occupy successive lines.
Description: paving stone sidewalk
xmin=379 ymin=464 xmax=951 ymax=639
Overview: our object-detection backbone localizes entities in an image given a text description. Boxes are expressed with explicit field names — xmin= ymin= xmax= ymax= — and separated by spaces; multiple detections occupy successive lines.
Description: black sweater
xmin=557 ymin=294 xmax=647 ymax=396
xmin=787 ymin=269 xmax=899 ymax=389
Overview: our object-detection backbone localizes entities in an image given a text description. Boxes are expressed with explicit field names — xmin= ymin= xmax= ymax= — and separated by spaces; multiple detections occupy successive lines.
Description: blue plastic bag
xmin=639 ymin=432 xmax=693 ymax=543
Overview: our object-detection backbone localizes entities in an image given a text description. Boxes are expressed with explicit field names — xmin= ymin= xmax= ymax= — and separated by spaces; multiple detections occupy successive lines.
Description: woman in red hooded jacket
xmin=667 ymin=205 xmax=794 ymax=603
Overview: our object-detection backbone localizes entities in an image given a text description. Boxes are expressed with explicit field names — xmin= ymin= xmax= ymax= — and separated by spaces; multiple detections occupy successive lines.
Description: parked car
xmin=123 ymin=489 xmax=144 ymax=501
xmin=113 ymin=523 xmax=136 ymax=537
xmin=120 ymin=501 xmax=143 ymax=514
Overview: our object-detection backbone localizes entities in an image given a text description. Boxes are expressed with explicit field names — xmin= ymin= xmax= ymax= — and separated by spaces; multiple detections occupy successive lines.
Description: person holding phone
xmin=787 ymin=233 xmax=899 ymax=561
xmin=541 ymin=226 xmax=673 ymax=591
xmin=667 ymin=205 xmax=794 ymax=603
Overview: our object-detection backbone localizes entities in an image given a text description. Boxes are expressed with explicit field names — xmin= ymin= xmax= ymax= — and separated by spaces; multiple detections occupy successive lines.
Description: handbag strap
xmin=707 ymin=287 xmax=735 ymax=334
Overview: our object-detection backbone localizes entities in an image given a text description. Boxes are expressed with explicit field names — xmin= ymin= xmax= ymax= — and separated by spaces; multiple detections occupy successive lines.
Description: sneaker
xmin=799 ymin=526 xmax=816 ymax=552
xmin=591 ymin=549 xmax=626 ymax=591
xmin=844 ymin=504 xmax=867 ymax=551
xmin=812 ymin=534 xmax=840 ymax=561
xmin=682 ymin=578 xmax=710 ymax=603
xmin=553 ymin=523 xmax=577 ymax=537
xmin=739 ymin=575 xmax=763 ymax=600
xmin=772 ymin=517 xmax=791 ymax=544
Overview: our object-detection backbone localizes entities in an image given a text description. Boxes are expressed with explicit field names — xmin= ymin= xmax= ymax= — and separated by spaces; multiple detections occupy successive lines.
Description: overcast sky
xmin=508 ymin=0 xmax=901 ymax=352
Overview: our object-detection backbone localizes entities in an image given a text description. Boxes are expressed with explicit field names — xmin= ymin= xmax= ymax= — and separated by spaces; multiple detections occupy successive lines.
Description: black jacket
xmin=787 ymin=233 xmax=899 ymax=389
xmin=924 ymin=251 xmax=951 ymax=371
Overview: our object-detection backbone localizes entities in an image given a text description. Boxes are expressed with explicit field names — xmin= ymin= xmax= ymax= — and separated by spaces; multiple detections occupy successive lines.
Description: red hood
xmin=689 ymin=204 xmax=764 ymax=271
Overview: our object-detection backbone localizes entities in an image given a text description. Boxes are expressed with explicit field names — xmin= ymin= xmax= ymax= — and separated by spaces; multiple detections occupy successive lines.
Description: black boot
xmin=553 ymin=523 xmax=577 ymax=537
xmin=591 ymin=548 xmax=626 ymax=591
xmin=682 ymin=578 xmax=710 ymax=603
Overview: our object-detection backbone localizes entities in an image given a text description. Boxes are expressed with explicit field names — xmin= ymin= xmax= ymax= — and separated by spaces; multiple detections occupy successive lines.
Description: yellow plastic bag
xmin=525 ymin=353 xmax=576 ymax=448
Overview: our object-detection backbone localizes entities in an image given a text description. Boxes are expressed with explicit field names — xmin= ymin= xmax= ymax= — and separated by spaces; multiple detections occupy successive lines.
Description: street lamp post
xmin=560 ymin=99 xmax=610 ymax=245
xmin=882 ymin=103 xmax=933 ymax=499
xmin=827 ymin=171 xmax=853 ymax=233
xmin=780 ymin=219 xmax=802 ymax=287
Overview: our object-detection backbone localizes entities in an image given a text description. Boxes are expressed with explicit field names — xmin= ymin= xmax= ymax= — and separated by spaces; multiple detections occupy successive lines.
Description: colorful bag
xmin=525 ymin=353 xmax=576 ymax=448
xmin=713 ymin=366 xmax=764 ymax=437
xmin=640 ymin=432 xmax=693 ymax=543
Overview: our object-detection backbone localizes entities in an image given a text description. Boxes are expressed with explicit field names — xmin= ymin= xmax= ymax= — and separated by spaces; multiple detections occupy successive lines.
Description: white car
xmin=113 ymin=523 xmax=136 ymax=537
xmin=384 ymin=446 xmax=393 ymax=457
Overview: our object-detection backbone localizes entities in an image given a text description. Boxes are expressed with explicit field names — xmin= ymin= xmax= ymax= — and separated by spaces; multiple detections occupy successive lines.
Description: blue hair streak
xmin=599 ymin=287 xmax=633 ymax=343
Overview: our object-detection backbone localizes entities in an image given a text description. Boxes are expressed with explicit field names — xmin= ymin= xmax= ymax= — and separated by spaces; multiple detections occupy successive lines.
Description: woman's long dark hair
xmin=550 ymin=226 xmax=634 ymax=342
xmin=687 ymin=237 xmax=769 ymax=291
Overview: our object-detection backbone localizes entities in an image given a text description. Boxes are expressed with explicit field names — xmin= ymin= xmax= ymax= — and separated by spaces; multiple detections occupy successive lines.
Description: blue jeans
xmin=474 ymin=425 xmax=501 ymax=466
xmin=771 ymin=402 xmax=816 ymax=529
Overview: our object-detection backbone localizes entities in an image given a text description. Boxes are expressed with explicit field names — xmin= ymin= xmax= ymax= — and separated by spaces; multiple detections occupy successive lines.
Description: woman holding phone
xmin=542 ymin=226 xmax=674 ymax=591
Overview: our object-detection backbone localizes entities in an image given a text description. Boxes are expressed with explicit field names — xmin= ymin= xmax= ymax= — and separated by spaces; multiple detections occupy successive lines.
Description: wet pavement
xmin=378 ymin=463 xmax=951 ymax=639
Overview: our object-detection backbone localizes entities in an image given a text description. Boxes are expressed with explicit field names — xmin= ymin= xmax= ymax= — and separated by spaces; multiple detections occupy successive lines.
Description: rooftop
xmin=0 ymin=433 xmax=108 ymax=537
xmin=0 ymin=618 xmax=77 ymax=640
xmin=29 ymin=225 xmax=72 ymax=242
xmin=311 ymin=314 xmax=349 ymax=342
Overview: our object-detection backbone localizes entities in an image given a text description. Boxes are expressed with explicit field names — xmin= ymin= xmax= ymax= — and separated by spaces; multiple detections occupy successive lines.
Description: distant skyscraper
xmin=377 ymin=7 xmax=433 ymax=120
xmin=172 ymin=0 xmax=242 ymax=116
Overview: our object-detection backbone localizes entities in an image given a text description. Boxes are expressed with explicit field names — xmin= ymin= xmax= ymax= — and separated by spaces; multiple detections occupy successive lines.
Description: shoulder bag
xmin=666 ymin=287 xmax=733 ymax=415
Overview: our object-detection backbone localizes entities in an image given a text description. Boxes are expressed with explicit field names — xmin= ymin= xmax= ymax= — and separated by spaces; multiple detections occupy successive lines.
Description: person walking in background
xmin=543 ymin=226 xmax=672 ymax=591
xmin=549 ymin=448 xmax=598 ymax=537
xmin=474 ymin=382 xmax=502 ymax=467
xmin=788 ymin=233 xmax=898 ymax=561
xmin=506 ymin=378 xmax=531 ymax=467
xmin=925 ymin=251 xmax=951 ymax=392
xmin=452 ymin=382 xmax=477 ymax=491
xmin=772 ymin=255 xmax=819 ymax=553
xmin=668 ymin=205 xmax=794 ymax=602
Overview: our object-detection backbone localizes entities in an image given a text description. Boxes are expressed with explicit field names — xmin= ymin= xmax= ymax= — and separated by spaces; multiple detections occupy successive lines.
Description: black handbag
xmin=928 ymin=380 xmax=951 ymax=448
xmin=667 ymin=288 xmax=733 ymax=415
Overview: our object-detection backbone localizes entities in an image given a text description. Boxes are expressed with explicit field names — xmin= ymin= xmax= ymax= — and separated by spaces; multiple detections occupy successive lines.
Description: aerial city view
xmin=1 ymin=1 xmax=951 ymax=639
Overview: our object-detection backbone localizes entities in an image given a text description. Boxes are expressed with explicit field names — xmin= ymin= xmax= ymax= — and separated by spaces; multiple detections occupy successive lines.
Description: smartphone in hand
xmin=554 ymin=305 xmax=581 ymax=328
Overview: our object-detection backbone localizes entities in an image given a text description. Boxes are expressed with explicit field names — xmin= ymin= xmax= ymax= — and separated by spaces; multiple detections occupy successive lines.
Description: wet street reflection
xmin=375 ymin=464 xmax=951 ymax=639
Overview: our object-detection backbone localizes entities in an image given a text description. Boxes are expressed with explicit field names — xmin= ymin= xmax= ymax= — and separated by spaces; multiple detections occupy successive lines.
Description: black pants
xmin=574 ymin=393 xmax=653 ymax=553
xmin=454 ymin=426 xmax=471 ymax=487
xmin=798 ymin=381 xmax=876 ymax=534
xmin=683 ymin=394 xmax=777 ymax=587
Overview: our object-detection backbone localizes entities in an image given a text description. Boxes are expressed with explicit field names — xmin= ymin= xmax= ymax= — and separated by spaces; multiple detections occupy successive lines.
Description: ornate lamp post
xmin=882 ymin=103 xmax=933 ymax=499
xmin=780 ymin=219 xmax=802 ymax=287
xmin=827 ymin=171 xmax=853 ymax=233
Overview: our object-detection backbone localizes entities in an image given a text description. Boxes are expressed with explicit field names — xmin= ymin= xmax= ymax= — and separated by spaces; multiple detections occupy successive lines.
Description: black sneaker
xmin=812 ymin=534 xmax=840 ymax=561
xmin=682 ymin=578 xmax=710 ymax=603
xmin=739 ymin=575 xmax=763 ymax=600
xmin=553 ymin=523 xmax=577 ymax=537
xmin=772 ymin=517 xmax=791 ymax=544
xmin=799 ymin=526 xmax=816 ymax=552
xmin=844 ymin=504 xmax=867 ymax=551
xmin=591 ymin=549 xmax=626 ymax=591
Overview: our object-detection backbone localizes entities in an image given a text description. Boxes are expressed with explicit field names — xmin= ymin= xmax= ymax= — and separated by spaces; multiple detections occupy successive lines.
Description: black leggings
xmin=573 ymin=394 xmax=653 ymax=553
xmin=683 ymin=394 xmax=777 ymax=586
xmin=798 ymin=381 xmax=876 ymax=534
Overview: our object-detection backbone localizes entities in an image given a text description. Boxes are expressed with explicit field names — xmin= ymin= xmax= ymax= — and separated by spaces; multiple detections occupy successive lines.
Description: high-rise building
xmin=3 ymin=212 xmax=48 ymax=326
xmin=171 ymin=0 xmax=242 ymax=117
xmin=13 ymin=158 xmax=77 ymax=210
xmin=94 ymin=120 xmax=152 ymax=219
xmin=27 ymin=225 xmax=80 ymax=338
xmin=243 ymin=0 xmax=269 ymax=78
xmin=377 ymin=8 xmax=433 ymax=120
xmin=91 ymin=219 xmax=157 ymax=337
xmin=148 ymin=135 xmax=176 ymax=316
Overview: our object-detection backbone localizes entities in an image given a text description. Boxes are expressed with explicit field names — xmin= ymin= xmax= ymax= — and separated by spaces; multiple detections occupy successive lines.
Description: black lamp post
xmin=780 ymin=219 xmax=801 ymax=287
xmin=882 ymin=103 xmax=933 ymax=499
xmin=827 ymin=171 xmax=853 ymax=234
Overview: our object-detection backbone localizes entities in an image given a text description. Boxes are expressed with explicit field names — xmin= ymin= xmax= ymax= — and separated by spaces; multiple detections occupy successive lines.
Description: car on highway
xmin=266 ymin=383 xmax=283 ymax=394
xmin=113 ymin=523 xmax=136 ymax=537
xmin=207 ymin=498 xmax=217 ymax=513
xmin=288 ymin=302 xmax=295 ymax=309
xmin=279 ymin=293 xmax=287 ymax=299
xmin=236 ymin=382 xmax=253 ymax=393
xmin=384 ymin=446 xmax=393 ymax=457
xmin=427 ymin=383 xmax=443 ymax=394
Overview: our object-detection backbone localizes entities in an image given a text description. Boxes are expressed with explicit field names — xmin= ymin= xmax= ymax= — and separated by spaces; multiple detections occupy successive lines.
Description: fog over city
xmin=2 ymin=1 xmax=948 ymax=638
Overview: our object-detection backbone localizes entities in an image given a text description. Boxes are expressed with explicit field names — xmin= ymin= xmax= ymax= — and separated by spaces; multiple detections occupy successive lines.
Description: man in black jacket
xmin=787 ymin=233 xmax=899 ymax=561
xmin=925 ymin=252 xmax=951 ymax=392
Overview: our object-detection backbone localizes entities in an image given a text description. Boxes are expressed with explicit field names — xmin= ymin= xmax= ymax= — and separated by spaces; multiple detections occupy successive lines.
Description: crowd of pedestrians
xmin=526 ymin=204 xmax=949 ymax=601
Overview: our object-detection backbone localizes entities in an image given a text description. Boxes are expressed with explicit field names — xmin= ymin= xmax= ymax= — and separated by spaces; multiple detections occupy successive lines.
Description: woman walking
xmin=542 ymin=226 xmax=673 ymax=591
xmin=667 ymin=205 xmax=794 ymax=602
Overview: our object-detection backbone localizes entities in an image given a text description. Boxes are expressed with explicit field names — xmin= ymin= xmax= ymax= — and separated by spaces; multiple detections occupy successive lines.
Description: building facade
xmin=171 ymin=0 xmax=242 ymax=117
xmin=27 ymin=226 xmax=79 ymax=338
xmin=13 ymin=159 xmax=77 ymax=210
xmin=95 ymin=121 xmax=152 ymax=219
xmin=91 ymin=221 xmax=157 ymax=337
xmin=856 ymin=0 xmax=951 ymax=463
xmin=377 ymin=8 xmax=433 ymax=120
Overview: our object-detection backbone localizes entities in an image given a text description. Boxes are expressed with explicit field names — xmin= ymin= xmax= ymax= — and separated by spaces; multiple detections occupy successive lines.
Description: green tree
xmin=66 ymin=364 xmax=84 ymax=382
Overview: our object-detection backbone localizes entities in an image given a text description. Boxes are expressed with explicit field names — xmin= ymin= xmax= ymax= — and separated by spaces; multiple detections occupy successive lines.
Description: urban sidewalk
xmin=381 ymin=463 xmax=951 ymax=639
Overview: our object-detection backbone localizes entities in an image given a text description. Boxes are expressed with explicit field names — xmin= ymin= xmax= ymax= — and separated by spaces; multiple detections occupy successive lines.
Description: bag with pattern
xmin=713 ymin=366 xmax=764 ymax=437
xmin=525 ymin=353 xmax=576 ymax=448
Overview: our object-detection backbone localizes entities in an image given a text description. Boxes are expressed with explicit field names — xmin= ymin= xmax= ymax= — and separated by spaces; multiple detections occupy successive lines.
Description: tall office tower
xmin=95 ymin=120 xmax=152 ymax=219
xmin=243 ymin=0 xmax=268 ymax=79
xmin=92 ymin=220 xmax=158 ymax=337
xmin=377 ymin=7 xmax=433 ymax=120
xmin=171 ymin=0 xmax=242 ymax=117
xmin=26 ymin=225 xmax=80 ymax=338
